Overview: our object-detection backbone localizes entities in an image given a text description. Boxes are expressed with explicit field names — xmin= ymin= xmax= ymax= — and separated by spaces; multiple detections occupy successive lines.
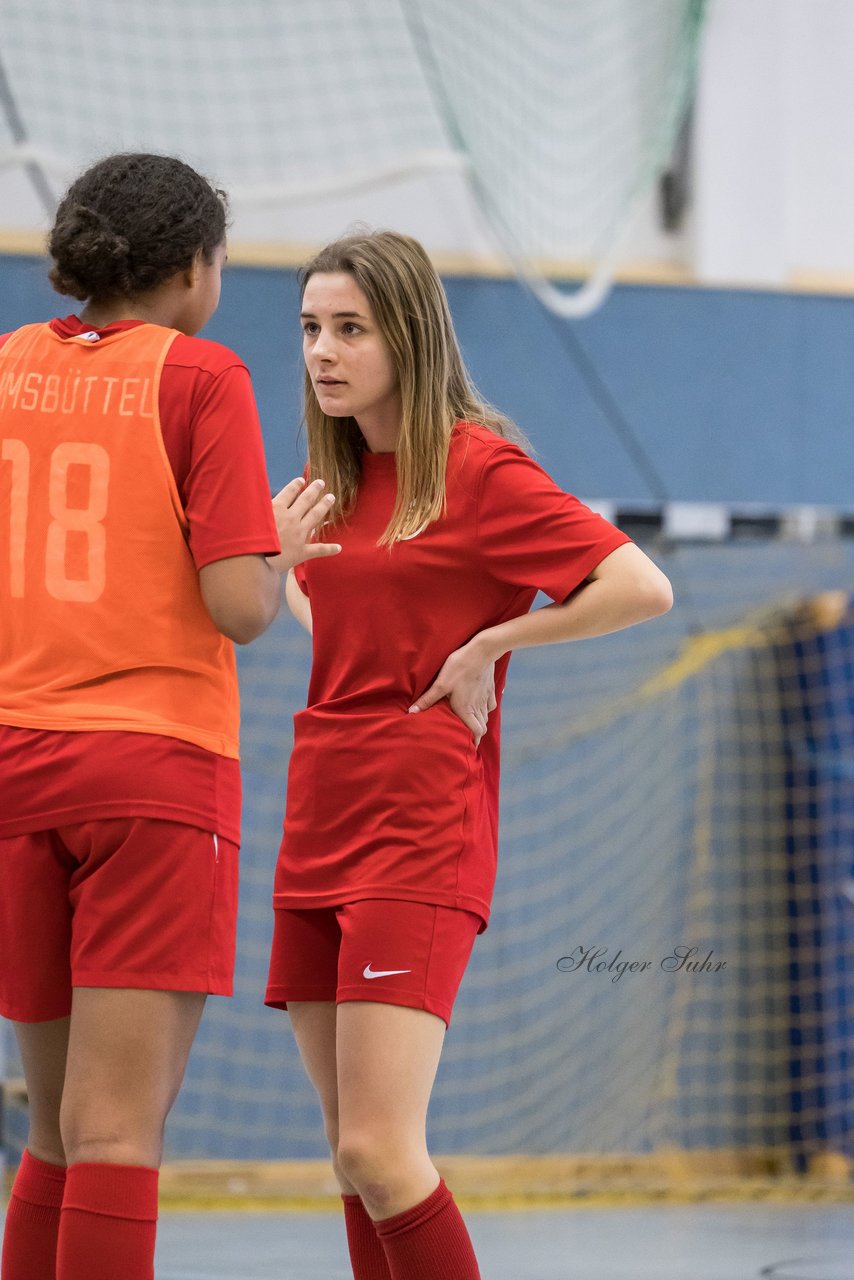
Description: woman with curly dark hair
xmin=0 ymin=152 xmax=338 ymax=1280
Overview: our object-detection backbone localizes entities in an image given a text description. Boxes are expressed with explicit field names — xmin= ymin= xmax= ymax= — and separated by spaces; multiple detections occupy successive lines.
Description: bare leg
xmin=60 ymin=987 xmax=206 ymax=1168
xmin=5 ymin=991 xmax=204 ymax=1280
xmin=2 ymin=1019 xmax=70 ymax=1279
xmin=286 ymin=1008 xmax=401 ymax=1271
xmin=287 ymin=1000 xmax=355 ymax=1192
xmin=335 ymin=1001 xmax=446 ymax=1220
xmin=288 ymin=999 xmax=479 ymax=1278
xmin=12 ymin=1016 xmax=71 ymax=1165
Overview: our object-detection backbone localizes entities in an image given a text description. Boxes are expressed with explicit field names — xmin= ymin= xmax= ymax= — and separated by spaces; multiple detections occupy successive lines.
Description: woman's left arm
xmin=475 ymin=541 xmax=671 ymax=661
xmin=409 ymin=543 xmax=672 ymax=736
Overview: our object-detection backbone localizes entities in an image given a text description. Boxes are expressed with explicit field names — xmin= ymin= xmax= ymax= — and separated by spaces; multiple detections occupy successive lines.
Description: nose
xmin=312 ymin=327 xmax=336 ymax=362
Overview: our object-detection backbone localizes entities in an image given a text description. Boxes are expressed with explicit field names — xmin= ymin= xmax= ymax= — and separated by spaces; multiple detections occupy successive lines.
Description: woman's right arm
xmin=167 ymin=348 xmax=338 ymax=646
xmin=285 ymin=568 xmax=313 ymax=635
xmin=199 ymin=477 xmax=332 ymax=644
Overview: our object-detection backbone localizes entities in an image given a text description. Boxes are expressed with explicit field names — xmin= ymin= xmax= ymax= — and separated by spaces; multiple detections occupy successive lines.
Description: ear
xmin=183 ymin=249 xmax=204 ymax=289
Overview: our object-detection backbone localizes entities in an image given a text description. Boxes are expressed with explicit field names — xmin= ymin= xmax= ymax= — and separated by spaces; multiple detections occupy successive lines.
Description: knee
xmin=324 ymin=1119 xmax=350 ymax=1189
xmin=62 ymin=1132 xmax=163 ymax=1169
xmin=27 ymin=1137 xmax=67 ymax=1167
xmin=60 ymin=1104 xmax=163 ymax=1169
xmin=27 ymin=1113 xmax=66 ymax=1167
xmin=324 ymin=1114 xmax=340 ymax=1155
xmin=336 ymin=1131 xmax=409 ymax=1204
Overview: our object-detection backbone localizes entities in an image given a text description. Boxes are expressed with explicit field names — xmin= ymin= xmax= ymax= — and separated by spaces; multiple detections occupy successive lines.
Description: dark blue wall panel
xmin=2 ymin=252 xmax=852 ymax=506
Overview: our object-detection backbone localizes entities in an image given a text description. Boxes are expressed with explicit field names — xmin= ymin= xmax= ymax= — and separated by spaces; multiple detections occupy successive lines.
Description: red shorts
xmin=0 ymin=818 xmax=238 ymax=1022
xmin=265 ymin=900 xmax=481 ymax=1027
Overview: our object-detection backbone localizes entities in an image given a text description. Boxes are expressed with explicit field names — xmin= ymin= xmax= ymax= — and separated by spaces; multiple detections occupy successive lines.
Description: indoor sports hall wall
xmin=2 ymin=252 xmax=854 ymax=510
xmin=2 ymin=254 xmax=853 ymax=1171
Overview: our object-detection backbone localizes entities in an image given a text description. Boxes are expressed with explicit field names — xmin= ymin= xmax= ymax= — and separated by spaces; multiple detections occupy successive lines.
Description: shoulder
xmin=0 ymin=322 xmax=49 ymax=352
xmin=165 ymin=333 xmax=249 ymax=379
xmin=450 ymin=420 xmax=529 ymax=477
xmin=161 ymin=335 xmax=255 ymax=421
xmin=450 ymin=420 xmax=542 ymax=489
xmin=452 ymin=420 xmax=522 ymax=457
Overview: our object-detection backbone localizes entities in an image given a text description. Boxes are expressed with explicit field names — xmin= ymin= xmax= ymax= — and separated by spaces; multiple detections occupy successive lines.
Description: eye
xmin=342 ymin=322 xmax=361 ymax=335
xmin=302 ymin=321 xmax=319 ymax=335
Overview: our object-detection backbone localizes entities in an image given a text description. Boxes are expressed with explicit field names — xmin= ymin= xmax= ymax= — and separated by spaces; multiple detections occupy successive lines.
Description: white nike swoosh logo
xmin=363 ymin=964 xmax=412 ymax=980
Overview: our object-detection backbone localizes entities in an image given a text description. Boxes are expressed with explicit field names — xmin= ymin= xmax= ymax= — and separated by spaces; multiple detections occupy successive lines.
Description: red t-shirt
xmin=0 ymin=316 xmax=280 ymax=842
xmin=273 ymin=422 xmax=631 ymax=929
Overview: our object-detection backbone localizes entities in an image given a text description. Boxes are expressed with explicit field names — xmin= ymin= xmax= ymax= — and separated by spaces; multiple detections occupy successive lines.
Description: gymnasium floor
xmin=40 ymin=1202 xmax=850 ymax=1279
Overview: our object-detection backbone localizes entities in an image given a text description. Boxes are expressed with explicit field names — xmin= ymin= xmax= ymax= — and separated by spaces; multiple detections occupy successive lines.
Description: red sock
xmin=374 ymin=1178 xmax=480 ymax=1280
xmin=56 ymin=1162 xmax=158 ymax=1280
xmin=342 ymin=1194 xmax=393 ymax=1279
xmin=1 ymin=1149 xmax=67 ymax=1279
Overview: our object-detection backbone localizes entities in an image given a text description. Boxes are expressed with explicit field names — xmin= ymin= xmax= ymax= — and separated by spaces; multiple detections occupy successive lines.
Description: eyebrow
xmin=299 ymin=310 xmax=367 ymax=319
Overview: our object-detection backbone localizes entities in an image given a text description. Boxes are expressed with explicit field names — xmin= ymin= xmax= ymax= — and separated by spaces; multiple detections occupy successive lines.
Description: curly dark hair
xmin=48 ymin=153 xmax=228 ymax=302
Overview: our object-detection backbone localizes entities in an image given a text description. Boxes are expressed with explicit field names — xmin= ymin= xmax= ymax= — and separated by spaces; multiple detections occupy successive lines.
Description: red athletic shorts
xmin=0 ymin=818 xmax=238 ymax=1022
xmin=265 ymin=900 xmax=481 ymax=1027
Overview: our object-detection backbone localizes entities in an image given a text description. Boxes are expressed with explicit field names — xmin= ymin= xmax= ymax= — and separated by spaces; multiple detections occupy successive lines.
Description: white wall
xmin=693 ymin=0 xmax=854 ymax=287
xmin=784 ymin=0 xmax=854 ymax=279
xmin=2 ymin=0 xmax=854 ymax=288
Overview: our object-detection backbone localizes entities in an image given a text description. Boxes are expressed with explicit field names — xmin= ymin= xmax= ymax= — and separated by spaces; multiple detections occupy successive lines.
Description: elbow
xmin=222 ymin=617 xmax=268 ymax=646
xmin=641 ymin=570 xmax=674 ymax=618
xmin=209 ymin=600 xmax=280 ymax=645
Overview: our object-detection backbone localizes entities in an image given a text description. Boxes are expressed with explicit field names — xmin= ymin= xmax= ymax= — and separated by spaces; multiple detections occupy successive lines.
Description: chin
xmin=318 ymin=397 xmax=351 ymax=416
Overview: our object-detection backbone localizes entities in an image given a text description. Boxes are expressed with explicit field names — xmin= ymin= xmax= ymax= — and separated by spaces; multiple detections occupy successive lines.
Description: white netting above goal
xmin=0 ymin=0 xmax=705 ymax=314
xmin=0 ymin=1 xmax=452 ymax=200
xmin=403 ymin=0 xmax=705 ymax=314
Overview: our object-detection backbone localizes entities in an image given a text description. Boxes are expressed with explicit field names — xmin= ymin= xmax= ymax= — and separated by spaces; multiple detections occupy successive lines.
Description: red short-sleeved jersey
xmin=275 ymin=422 xmax=631 ymax=929
xmin=0 ymin=316 xmax=280 ymax=843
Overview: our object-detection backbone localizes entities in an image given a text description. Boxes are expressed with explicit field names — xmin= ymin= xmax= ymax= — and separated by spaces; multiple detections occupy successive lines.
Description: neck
xmin=80 ymin=286 xmax=181 ymax=331
xmin=79 ymin=301 xmax=159 ymax=328
xmin=355 ymin=406 xmax=402 ymax=454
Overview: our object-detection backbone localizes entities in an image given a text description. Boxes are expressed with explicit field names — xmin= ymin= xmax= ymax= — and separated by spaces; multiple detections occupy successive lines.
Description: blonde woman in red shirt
xmin=266 ymin=229 xmax=673 ymax=1279
xmin=0 ymin=152 xmax=338 ymax=1280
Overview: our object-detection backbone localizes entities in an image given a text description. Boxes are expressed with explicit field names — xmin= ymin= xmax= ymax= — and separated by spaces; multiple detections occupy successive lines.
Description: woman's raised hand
xmin=269 ymin=477 xmax=342 ymax=572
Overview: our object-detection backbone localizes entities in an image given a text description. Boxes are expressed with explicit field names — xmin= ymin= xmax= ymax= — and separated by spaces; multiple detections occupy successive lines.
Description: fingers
xmin=272 ymin=475 xmax=309 ymax=507
xmin=295 ymin=480 xmax=333 ymax=523
xmin=302 ymin=492 xmax=337 ymax=538
xmin=274 ymin=476 xmax=332 ymax=521
xmin=470 ymin=709 xmax=488 ymax=745
xmin=271 ymin=475 xmax=340 ymax=571
xmin=409 ymin=695 xmax=489 ymax=748
xmin=409 ymin=653 xmax=497 ymax=745
xmin=408 ymin=684 xmax=445 ymax=713
xmin=302 ymin=541 xmax=342 ymax=559
xmin=459 ymin=708 xmax=487 ymax=747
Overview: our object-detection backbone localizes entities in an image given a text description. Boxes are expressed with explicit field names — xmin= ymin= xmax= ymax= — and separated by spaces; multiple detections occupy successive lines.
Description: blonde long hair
xmin=300 ymin=229 xmax=531 ymax=545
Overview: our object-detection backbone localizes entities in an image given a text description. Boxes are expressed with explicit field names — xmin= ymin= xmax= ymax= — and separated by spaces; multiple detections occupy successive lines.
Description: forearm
xmin=409 ymin=543 xmax=671 ymax=722
xmin=199 ymin=554 xmax=283 ymax=645
xmin=226 ymin=559 xmax=283 ymax=644
xmin=472 ymin=574 xmax=671 ymax=664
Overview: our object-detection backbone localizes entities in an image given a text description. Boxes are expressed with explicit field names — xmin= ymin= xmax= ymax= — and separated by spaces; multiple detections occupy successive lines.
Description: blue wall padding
xmin=2 ymin=252 xmax=853 ymax=506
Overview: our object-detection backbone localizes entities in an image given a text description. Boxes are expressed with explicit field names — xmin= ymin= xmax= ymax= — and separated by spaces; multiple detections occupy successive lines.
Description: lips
xmin=317 ymin=378 xmax=344 ymax=386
